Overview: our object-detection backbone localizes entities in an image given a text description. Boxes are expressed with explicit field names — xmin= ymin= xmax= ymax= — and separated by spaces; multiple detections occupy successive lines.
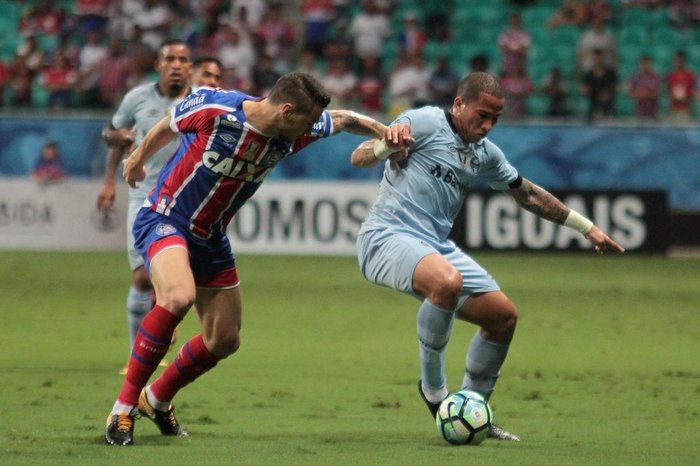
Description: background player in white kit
xmin=352 ymin=72 xmax=624 ymax=441
xmin=96 ymin=39 xmax=194 ymax=374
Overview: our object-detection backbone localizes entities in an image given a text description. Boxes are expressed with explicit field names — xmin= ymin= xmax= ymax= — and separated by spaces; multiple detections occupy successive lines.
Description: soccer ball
xmin=435 ymin=389 xmax=492 ymax=445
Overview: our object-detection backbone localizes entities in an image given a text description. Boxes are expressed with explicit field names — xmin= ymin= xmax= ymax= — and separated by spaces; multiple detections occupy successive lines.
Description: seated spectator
xmin=76 ymin=29 xmax=107 ymax=105
xmin=666 ymin=50 xmax=696 ymax=123
xmin=95 ymin=37 xmax=131 ymax=108
xmin=581 ymin=48 xmax=618 ymax=122
xmin=255 ymin=2 xmax=296 ymax=73
xmin=547 ymin=0 xmax=589 ymax=29
xmin=217 ymin=25 xmax=256 ymax=81
xmin=301 ymin=0 xmax=335 ymax=57
xmin=0 ymin=60 xmax=10 ymax=107
xmin=469 ymin=53 xmax=490 ymax=73
xmin=387 ymin=53 xmax=430 ymax=117
xmin=32 ymin=141 xmax=66 ymax=184
xmin=350 ymin=0 xmax=391 ymax=60
xmin=297 ymin=49 xmax=324 ymax=82
xmin=323 ymin=58 xmax=357 ymax=108
xmin=16 ymin=36 xmax=44 ymax=75
xmin=626 ymin=55 xmax=661 ymax=120
xmin=354 ymin=56 xmax=385 ymax=114
xmin=542 ymin=66 xmax=572 ymax=117
xmin=251 ymin=54 xmax=281 ymax=96
xmin=428 ymin=56 xmax=460 ymax=108
xmin=8 ymin=54 xmax=34 ymax=107
xmin=498 ymin=12 xmax=531 ymax=75
xmin=40 ymin=50 xmax=78 ymax=109
xmin=500 ymin=63 xmax=535 ymax=118
xmin=576 ymin=16 xmax=617 ymax=74
xmin=323 ymin=20 xmax=354 ymax=63
xmin=397 ymin=12 xmax=427 ymax=58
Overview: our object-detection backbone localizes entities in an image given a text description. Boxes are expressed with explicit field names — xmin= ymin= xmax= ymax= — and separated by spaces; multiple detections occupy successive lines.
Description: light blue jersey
xmin=112 ymin=82 xmax=189 ymax=200
xmin=112 ymin=81 xmax=189 ymax=269
xmin=357 ymin=106 xmax=519 ymax=298
xmin=360 ymin=106 xmax=518 ymax=245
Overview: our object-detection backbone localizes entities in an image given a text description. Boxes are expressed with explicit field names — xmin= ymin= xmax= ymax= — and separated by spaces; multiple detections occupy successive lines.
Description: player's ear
xmin=281 ymin=103 xmax=295 ymax=119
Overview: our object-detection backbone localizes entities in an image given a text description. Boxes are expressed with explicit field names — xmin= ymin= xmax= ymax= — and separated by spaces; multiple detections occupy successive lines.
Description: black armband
xmin=508 ymin=175 xmax=523 ymax=189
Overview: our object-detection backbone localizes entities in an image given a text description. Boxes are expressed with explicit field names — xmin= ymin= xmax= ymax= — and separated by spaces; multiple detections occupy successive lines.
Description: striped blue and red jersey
xmin=144 ymin=88 xmax=333 ymax=239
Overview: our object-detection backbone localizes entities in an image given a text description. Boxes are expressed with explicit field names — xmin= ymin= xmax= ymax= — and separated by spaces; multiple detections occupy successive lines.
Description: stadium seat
xmin=527 ymin=95 xmax=549 ymax=117
xmin=618 ymin=25 xmax=651 ymax=47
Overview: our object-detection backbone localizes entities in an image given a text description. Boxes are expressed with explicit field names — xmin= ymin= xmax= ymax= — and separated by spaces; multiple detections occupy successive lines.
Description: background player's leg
xmin=456 ymin=291 xmax=517 ymax=400
xmin=148 ymin=286 xmax=241 ymax=407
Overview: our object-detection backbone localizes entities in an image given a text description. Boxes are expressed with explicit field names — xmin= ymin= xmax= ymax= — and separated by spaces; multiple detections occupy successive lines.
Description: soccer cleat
xmin=105 ymin=409 xmax=137 ymax=446
xmin=137 ymin=390 xmax=188 ymax=436
xmin=489 ymin=423 xmax=521 ymax=441
xmin=417 ymin=380 xmax=443 ymax=419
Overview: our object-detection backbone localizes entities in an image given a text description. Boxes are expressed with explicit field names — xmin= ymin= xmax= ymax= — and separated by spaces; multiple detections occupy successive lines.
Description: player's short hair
xmin=193 ymin=56 xmax=222 ymax=69
xmin=456 ymin=72 xmax=504 ymax=102
xmin=157 ymin=39 xmax=189 ymax=59
xmin=267 ymin=72 xmax=331 ymax=112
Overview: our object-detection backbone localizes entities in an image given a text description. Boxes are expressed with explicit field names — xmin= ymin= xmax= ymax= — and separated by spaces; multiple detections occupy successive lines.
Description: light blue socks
xmin=462 ymin=331 xmax=510 ymax=401
xmin=417 ymin=299 xmax=455 ymax=402
xmin=126 ymin=285 xmax=152 ymax=350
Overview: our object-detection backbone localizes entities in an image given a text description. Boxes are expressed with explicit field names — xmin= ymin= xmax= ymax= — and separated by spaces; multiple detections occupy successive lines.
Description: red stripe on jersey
xmin=190 ymin=177 xmax=247 ymax=238
xmin=293 ymin=134 xmax=322 ymax=153
xmin=236 ymin=125 xmax=271 ymax=162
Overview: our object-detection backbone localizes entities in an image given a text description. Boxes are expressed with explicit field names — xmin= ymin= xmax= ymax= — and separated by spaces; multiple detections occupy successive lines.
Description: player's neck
xmin=156 ymin=82 xmax=190 ymax=100
xmin=242 ymin=100 xmax=278 ymax=138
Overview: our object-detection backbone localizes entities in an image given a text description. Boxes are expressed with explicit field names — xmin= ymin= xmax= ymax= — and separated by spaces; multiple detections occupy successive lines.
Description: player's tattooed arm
xmin=508 ymin=177 xmax=569 ymax=224
xmin=329 ymin=110 xmax=387 ymax=138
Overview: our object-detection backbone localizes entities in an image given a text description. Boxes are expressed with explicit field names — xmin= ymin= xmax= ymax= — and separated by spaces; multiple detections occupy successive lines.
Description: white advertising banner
xmin=228 ymin=181 xmax=379 ymax=255
xmin=0 ymin=179 xmax=129 ymax=250
xmin=0 ymin=179 xmax=380 ymax=254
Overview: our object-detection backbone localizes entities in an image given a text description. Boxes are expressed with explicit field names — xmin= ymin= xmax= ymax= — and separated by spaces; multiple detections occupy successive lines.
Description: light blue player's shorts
xmin=356 ymin=229 xmax=500 ymax=303
xmin=126 ymin=194 xmax=146 ymax=271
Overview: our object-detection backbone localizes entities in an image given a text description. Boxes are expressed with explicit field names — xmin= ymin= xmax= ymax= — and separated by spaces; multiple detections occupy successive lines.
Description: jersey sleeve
xmin=479 ymin=138 xmax=519 ymax=190
xmin=170 ymin=88 xmax=238 ymax=135
xmin=111 ymin=88 xmax=137 ymax=129
xmin=292 ymin=110 xmax=333 ymax=152
xmin=392 ymin=108 xmax=440 ymax=148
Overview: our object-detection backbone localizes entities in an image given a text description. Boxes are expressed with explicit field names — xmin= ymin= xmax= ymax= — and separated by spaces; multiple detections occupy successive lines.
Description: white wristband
xmin=373 ymin=139 xmax=393 ymax=160
xmin=564 ymin=210 xmax=594 ymax=234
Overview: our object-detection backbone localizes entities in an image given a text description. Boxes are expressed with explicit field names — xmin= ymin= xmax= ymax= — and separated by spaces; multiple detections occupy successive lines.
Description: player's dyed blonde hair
xmin=456 ymin=72 xmax=504 ymax=102
xmin=268 ymin=72 xmax=331 ymax=113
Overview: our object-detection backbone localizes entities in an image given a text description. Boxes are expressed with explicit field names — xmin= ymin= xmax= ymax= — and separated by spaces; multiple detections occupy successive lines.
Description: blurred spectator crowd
xmin=1 ymin=0 xmax=700 ymax=124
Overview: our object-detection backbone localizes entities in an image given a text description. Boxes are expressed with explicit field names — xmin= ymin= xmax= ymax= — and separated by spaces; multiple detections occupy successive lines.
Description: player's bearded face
xmin=454 ymin=93 xmax=504 ymax=143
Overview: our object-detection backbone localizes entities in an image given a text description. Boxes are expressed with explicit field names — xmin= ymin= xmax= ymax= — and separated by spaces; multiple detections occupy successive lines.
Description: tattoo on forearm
xmin=517 ymin=181 xmax=569 ymax=224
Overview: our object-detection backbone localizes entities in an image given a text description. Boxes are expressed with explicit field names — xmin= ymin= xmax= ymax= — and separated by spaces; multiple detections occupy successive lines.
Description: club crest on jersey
xmin=260 ymin=149 xmax=285 ymax=167
xmin=155 ymin=223 xmax=176 ymax=236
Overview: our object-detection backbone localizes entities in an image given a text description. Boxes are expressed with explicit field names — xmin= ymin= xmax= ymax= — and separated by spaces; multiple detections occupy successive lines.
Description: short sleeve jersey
xmin=112 ymin=82 xmax=189 ymax=199
xmin=359 ymin=106 xmax=518 ymax=244
xmin=146 ymin=87 xmax=333 ymax=239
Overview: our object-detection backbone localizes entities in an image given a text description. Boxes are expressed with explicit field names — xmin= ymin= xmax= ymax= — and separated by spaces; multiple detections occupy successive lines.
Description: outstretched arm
xmin=329 ymin=110 xmax=387 ymax=138
xmin=122 ymin=115 xmax=176 ymax=188
xmin=508 ymin=177 xmax=625 ymax=254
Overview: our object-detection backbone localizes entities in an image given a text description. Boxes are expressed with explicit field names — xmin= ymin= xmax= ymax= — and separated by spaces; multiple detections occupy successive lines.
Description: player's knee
xmin=429 ymin=270 xmax=463 ymax=309
xmin=210 ymin=331 xmax=240 ymax=357
xmin=159 ymin=289 xmax=195 ymax=314
xmin=494 ymin=303 xmax=518 ymax=341
xmin=132 ymin=268 xmax=152 ymax=291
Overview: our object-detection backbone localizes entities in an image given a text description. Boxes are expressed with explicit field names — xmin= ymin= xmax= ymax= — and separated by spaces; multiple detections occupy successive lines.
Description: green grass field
xmin=1 ymin=251 xmax=699 ymax=465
